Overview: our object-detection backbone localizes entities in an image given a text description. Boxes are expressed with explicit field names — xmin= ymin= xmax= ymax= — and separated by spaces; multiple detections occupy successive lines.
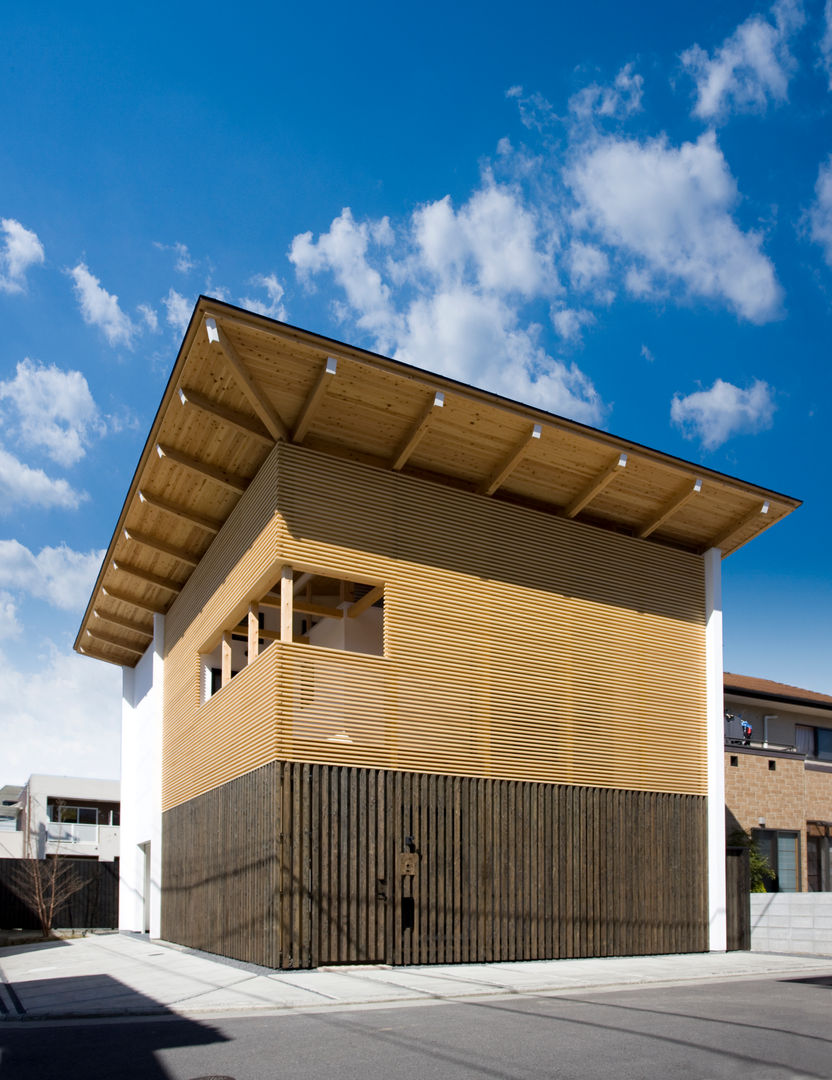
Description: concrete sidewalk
xmin=1 ymin=933 xmax=830 ymax=1022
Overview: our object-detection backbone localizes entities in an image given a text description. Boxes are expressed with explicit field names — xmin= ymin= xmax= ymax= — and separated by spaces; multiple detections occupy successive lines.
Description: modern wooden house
xmin=75 ymin=297 xmax=800 ymax=966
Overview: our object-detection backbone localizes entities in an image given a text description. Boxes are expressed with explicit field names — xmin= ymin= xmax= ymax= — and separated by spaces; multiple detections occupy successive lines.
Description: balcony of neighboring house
xmin=44 ymin=800 xmax=120 ymax=861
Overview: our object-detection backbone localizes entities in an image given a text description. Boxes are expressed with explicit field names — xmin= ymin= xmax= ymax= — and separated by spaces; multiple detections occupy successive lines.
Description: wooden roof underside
xmin=75 ymin=297 xmax=801 ymax=668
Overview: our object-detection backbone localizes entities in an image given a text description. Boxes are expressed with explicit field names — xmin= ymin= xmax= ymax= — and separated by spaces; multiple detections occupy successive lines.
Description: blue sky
xmin=1 ymin=0 xmax=831 ymax=780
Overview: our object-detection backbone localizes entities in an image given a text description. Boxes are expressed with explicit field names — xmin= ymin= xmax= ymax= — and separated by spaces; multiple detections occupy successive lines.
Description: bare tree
xmin=5 ymin=796 xmax=87 ymax=938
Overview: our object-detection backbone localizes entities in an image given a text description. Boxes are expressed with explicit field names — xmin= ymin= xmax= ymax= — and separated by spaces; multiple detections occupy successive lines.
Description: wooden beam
xmin=206 ymin=315 xmax=289 ymax=441
xmin=92 ymin=609 xmax=153 ymax=638
xmin=393 ymin=391 xmax=445 ymax=470
xmin=101 ymin=586 xmax=165 ymax=614
xmin=481 ymin=424 xmax=542 ymax=496
xmin=709 ymin=501 xmax=770 ymax=553
xmin=638 ymin=478 xmax=702 ymax=540
xmin=178 ymin=386 xmax=273 ymax=445
xmin=137 ymin=490 xmax=222 ymax=534
xmin=247 ymin=602 xmax=260 ymax=665
xmin=221 ymin=630 xmax=233 ymax=688
xmin=155 ymin=443 xmax=248 ymax=495
xmin=112 ymin=560 xmax=182 ymax=594
xmin=292 ymin=357 xmax=338 ymax=443
xmin=295 ymin=600 xmax=344 ymax=619
xmin=123 ymin=527 xmax=200 ymax=567
xmin=260 ymin=593 xmax=345 ymax=620
xmin=85 ymin=627 xmax=146 ymax=656
xmin=564 ymin=452 xmax=628 ymax=519
xmin=348 ymin=584 xmax=384 ymax=619
xmin=280 ymin=565 xmax=293 ymax=643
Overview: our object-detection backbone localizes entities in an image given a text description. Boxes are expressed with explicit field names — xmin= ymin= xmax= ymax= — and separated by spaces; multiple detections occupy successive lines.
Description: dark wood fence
xmin=163 ymin=761 xmax=708 ymax=968
xmin=0 ymin=858 xmax=119 ymax=930
xmin=726 ymin=845 xmax=751 ymax=950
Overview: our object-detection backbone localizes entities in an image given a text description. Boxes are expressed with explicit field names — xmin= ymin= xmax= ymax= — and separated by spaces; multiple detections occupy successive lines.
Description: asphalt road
xmin=2 ymin=972 xmax=831 ymax=1080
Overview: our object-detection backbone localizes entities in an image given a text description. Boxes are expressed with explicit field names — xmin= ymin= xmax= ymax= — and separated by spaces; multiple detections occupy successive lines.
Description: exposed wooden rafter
xmin=85 ymin=627 xmax=146 ymax=656
xmin=293 ymin=357 xmax=338 ymax=443
xmin=177 ymin=386 xmax=273 ymax=445
xmin=638 ymin=478 xmax=702 ymax=540
xmin=112 ymin=560 xmax=182 ymax=594
xmin=137 ymin=490 xmax=222 ymax=534
xmin=102 ymin=585 xmax=164 ymax=614
xmin=564 ymin=453 xmax=628 ymax=519
xmin=481 ymin=424 xmax=542 ymax=496
xmin=123 ymin=527 xmax=200 ymax=567
xmin=92 ymin=609 xmax=153 ymax=638
xmin=393 ymin=391 xmax=445 ymax=470
xmin=156 ymin=443 xmax=248 ymax=494
xmin=709 ymin=501 xmax=770 ymax=554
xmin=205 ymin=315 xmax=289 ymax=442
xmin=348 ymin=585 xmax=384 ymax=619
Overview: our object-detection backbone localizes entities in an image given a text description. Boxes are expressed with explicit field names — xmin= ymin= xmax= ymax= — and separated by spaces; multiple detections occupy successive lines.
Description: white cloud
xmin=0 ymin=447 xmax=85 ymax=510
xmin=162 ymin=288 xmax=192 ymax=336
xmin=641 ymin=344 xmax=655 ymax=363
xmin=0 ymin=642 xmax=121 ymax=780
xmin=0 ymin=218 xmax=45 ymax=294
xmin=552 ymin=306 xmax=595 ymax=342
xmin=569 ymin=63 xmax=644 ymax=120
xmin=240 ymin=273 xmax=287 ymax=320
xmin=808 ymin=154 xmax=832 ymax=267
xmin=289 ymin=184 xmax=604 ymax=424
xmin=0 ymin=591 xmax=21 ymax=639
xmin=68 ymin=263 xmax=137 ymax=347
xmin=0 ymin=540 xmax=103 ymax=612
xmin=568 ymin=241 xmax=610 ymax=292
xmin=138 ymin=303 xmax=159 ymax=332
xmin=681 ymin=0 xmax=805 ymax=122
xmin=154 ymin=240 xmax=194 ymax=274
xmin=568 ymin=130 xmax=781 ymax=323
xmin=0 ymin=358 xmax=102 ymax=466
xmin=671 ymin=378 xmax=775 ymax=449
xmin=505 ymin=86 xmax=560 ymax=132
xmin=822 ymin=0 xmax=832 ymax=89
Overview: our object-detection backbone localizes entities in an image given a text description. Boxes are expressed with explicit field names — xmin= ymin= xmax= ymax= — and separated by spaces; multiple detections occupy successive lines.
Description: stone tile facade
xmin=725 ymin=748 xmax=832 ymax=891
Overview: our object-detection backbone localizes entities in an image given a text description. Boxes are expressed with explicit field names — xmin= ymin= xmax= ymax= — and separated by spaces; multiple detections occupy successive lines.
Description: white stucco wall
xmin=119 ymin=613 xmax=164 ymax=936
xmin=705 ymin=547 xmax=727 ymax=952
xmin=750 ymin=893 xmax=832 ymax=955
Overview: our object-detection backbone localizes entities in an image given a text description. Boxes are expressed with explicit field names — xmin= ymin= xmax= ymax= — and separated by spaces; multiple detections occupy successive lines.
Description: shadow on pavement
xmin=0 ymin=974 xmax=229 ymax=1080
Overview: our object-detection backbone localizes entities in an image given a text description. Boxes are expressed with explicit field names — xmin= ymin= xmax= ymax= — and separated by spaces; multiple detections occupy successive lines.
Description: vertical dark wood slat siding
xmin=162 ymin=761 xmax=709 ymax=969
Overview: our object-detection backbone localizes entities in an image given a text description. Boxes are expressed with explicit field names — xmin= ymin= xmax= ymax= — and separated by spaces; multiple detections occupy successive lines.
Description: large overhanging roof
xmin=75 ymin=296 xmax=801 ymax=668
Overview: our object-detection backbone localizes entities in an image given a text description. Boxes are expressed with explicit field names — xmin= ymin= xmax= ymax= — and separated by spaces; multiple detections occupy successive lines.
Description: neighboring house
xmin=0 ymin=785 xmax=23 ymax=858
xmin=75 ymin=297 xmax=800 ymax=966
xmin=725 ymin=674 xmax=832 ymax=893
xmin=2 ymin=775 xmax=121 ymax=862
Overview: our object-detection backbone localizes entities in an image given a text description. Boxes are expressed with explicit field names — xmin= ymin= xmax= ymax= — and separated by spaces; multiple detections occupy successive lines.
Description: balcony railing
xmin=46 ymin=822 xmax=101 ymax=845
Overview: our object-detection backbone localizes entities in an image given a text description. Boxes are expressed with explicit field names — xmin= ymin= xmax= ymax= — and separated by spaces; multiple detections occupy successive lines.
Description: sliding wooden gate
xmin=162 ymin=761 xmax=708 ymax=968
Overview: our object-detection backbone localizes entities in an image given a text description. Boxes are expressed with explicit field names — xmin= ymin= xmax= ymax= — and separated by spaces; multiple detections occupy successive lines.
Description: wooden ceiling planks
xmin=74 ymin=296 xmax=802 ymax=667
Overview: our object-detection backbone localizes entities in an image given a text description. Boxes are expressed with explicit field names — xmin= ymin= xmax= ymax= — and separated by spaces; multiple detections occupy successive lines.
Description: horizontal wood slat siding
xmin=163 ymin=448 xmax=282 ymax=810
xmin=161 ymin=761 xmax=709 ymax=968
xmin=163 ymin=442 xmax=707 ymax=811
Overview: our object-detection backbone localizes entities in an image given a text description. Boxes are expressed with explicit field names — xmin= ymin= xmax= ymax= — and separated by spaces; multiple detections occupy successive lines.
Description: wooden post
xmin=280 ymin=565 xmax=293 ymax=643
xmin=221 ymin=630 xmax=232 ymax=688
xmin=247 ymin=602 xmax=260 ymax=664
